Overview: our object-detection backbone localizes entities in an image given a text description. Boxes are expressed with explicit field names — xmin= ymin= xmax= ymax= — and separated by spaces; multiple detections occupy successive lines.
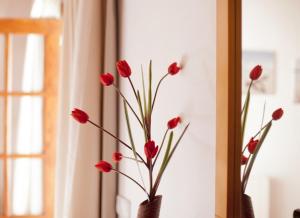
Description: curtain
xmin=55 ymin=1 xmax=118 ymax=218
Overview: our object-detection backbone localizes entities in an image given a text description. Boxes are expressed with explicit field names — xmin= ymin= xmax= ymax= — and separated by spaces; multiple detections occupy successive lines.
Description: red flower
xmin=249 ymin=65 xmax=262 ymax=80
xmin=112 ymin=152 xmax=123 ymax=162
xmin=241 ymin=155 xmax=248 ymax=165
xmin=167 ymin=117 xmax=181 ymax=129
xmin=247 ymin=138 xmax=259 ymax=154
xmin=144 ymin=140 xmax=159 ymax=159
xmin=71 ymin=108 xmax=89 ymax=124
xmin=168 ymin=62 xmax=181 ymax=75
xmin=95 ymin=161 xmax=112 ymax=173
xmin=116 ymin=60 xmax=131 ymax=77
xmin=100 ymin=73 xmax=114 ymax=86
xmin=272 ymin=108 xmax=284 ymax=121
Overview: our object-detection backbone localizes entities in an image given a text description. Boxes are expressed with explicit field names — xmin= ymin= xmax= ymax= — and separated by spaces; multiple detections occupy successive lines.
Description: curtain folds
xmin=55 ymin=0 xmax=118 ymax=218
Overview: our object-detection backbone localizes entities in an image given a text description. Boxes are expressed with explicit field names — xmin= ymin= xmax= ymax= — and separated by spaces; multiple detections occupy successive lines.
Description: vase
xmin=241 ymin=194 xmax=255 ymax=218
xmin=137 ymin=195 xmax=162 ymax=218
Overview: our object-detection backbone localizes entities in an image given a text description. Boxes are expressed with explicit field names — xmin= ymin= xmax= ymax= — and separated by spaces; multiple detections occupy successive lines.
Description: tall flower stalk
xmin=72 ymin=60 xmax=189 ymax=202
xmin=241 ymin=65 xmax=284 ymax=193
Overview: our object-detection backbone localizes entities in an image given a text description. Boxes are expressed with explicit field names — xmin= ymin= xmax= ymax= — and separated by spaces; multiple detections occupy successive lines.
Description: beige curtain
xmin=55 ymin=0 xmax=118 ymax=218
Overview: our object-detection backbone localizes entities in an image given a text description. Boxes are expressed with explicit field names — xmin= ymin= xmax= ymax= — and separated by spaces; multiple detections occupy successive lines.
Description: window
xmin=0 ymin=19 xmax=61 ymax=218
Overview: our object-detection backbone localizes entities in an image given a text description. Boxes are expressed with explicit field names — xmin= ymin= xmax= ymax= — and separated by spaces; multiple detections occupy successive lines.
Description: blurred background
xmin=242 ymin=0 xmax=300 ymax=217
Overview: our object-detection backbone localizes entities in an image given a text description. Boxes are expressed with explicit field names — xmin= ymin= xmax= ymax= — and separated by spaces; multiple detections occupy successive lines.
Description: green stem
xmin=151 ymin=73 xmax=168 ymax=112
xmin=112 ymin=169 xmax=150 ymax=199
xmin=88 ymin=120 xmax=147 ymax=166
xmin=123 ymin=156 xmax=143 ymax=163
xmin=113 ymin=85 xmax=143 ymax=128
xmin=153 ymin=128 xmax=169 ymax=167
xmin=128 ymin=77 xmax=139 ymax=101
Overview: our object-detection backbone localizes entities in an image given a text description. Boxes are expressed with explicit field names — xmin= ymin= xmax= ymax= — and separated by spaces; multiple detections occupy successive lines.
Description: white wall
xmin=118 ymin=0 xmax=216 ymax=217
xmin=243 ymin=0 xmax=300 ymax=217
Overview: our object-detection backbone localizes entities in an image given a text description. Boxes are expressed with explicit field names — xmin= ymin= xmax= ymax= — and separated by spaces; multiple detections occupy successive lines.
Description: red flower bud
xmin=71 ymin=108 xmax=89 ymax=124
xmin=95 ymin=160 xmax=112 ymax=173
xmin=247 ymin=138 xmax=259 ymax=154
xmin=168 ymin=62 xmax=181 ymax=75
xmin=249 ymin=65 xmax=262 ymax=80
xmin=116 ymin=60 xmax=131 ymax=77
xmin=167 ymin=116 xmax=181 ymax=129
xmin=272 ymin=108 xmax=284 ymax=121
xmin=241 ymin=155 xmax=248 ymax=165
xmin=144 ymin=140 xmax=159 ymax=159
xmin=100 ymin=73 xmax=114 ymax=86
xmin=112 ymin=152 xmax=123 ymax=162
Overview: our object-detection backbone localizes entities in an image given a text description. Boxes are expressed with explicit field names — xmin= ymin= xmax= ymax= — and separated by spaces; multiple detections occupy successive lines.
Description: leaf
xmin=152 ymin=124 xmax=190 ymax=195
xmin=159 ymin=131 xmax=174 ymax=175
xmin=148 ymin=60 xmax=152 ymax=118
xmin=241 ymin=89 xmax=251 ymax=143
xmin=137 ymin=91 xmax=147 ymax=141
xmin=141 ymin=65 xmax=147 ymax=118
xmin=164 ymin=124 xmax=190 ymax=168
xmin=123 ymin=100 xmax=137 ymax=159
xmin=123 ymin=99 xmax=146 ymax=189
xmin=242 ymin=121 xmax=272 ymax=192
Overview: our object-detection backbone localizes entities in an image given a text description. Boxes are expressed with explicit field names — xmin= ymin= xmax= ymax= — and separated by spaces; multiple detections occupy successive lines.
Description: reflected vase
xmin=241 ymin=194 xmax=255 ymax=218
xmin=137 ymin=195 xmax=162 ymax=218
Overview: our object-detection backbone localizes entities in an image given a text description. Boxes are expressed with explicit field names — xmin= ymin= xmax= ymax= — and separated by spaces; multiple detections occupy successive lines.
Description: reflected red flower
xmin=241 ymin=155 xmax=248 ymax=165
xmin=272 ymin=108 xmax=284 ymax=121
xmin=100 ymin=73 xmax=114 ymax=86
xmin=168 ymin=62 xmax=181 ymax=75
xmin=247 ymin=138 xmax=259 ymax=154
xmin=112 ymin=152 xmax=123 ymax=162
xmin=144 ymin=140 xmax=159 ymax=159
xmin=116 ymin=60 xmax=132 ymax=77
xmin=71 ymin=108 xmax=89 ymax=124
xmin=167 ymin=117 xmax=181 ymax=129
xmin=249 ymin=65 xmax=262 ymax=80
xmin=95 ymin=161 xmax=112 ymax=173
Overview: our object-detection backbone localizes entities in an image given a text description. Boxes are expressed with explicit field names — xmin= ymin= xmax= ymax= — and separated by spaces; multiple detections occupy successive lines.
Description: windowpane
xmin=0 ymin=160 xmax=3 ymax=215
xmin=0 ymin=34 xmax=4 ymax=91
xmin=8 ymin=34 xmax=44 ymax=92
xmin=7 ymin=96 xmax=43 ymax=154
xmin=0 ymin=98 xmax=4 ymax=154
xmin=8 ymin=158 xmax=43 ymax=216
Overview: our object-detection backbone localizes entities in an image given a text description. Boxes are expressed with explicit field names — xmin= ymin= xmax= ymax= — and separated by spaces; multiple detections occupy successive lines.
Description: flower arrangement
xmin=71 ymin=60 xmax=189 ymax=216
xmin=241 ymin=65 xmax=284 ymax=213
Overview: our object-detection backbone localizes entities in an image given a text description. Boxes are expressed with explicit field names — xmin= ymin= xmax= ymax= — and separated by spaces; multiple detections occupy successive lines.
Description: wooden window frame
xmin=215 ymin=0 xmax=242 ymax=218
xmin=0 ymin=19 xmax=61 ymax=218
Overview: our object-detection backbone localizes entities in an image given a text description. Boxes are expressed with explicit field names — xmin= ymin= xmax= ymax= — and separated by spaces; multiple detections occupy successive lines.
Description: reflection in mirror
xmin=242 ymin=0 xmax=300 ymax=217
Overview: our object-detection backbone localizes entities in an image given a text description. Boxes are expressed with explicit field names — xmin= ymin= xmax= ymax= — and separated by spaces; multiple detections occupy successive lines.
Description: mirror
xmin=242 ymin=0 xmax=300 ymax=217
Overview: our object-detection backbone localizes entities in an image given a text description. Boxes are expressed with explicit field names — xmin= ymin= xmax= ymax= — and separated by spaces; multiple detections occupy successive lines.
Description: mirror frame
xmin=215 ymin=0 xmax=242 ymax=217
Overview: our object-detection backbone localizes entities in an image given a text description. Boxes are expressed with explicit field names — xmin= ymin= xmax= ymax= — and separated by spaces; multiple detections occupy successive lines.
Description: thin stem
xmin=113 ymin=84 xmax=143 ymax=128
xmin=123 ymin=156 xmax=143 ymax=163
xmin=259 ymin=100 xmax=267 ymax=138
xmin=128 ymin=77 xmax=139 ymax=101
xmin=151 ymin=73 xmax=168 ymax=112
xmin=252 ymin=120 xmax=272 ymax=139
xmin=88 ymin=120 xmax=147 ymax=166
xmin=241 ymin=80 xmax=253 ymax=115
xmin=149 ymin=160 xmax=153 ymax=195
xmin=153 ymin=128 xmax=169 ymax=167
xmin=112 ymin=169 xmax=150 ymax=199
xmin=242 ymin=153 xmax=251 ymax=182
xmin=242 ymin=144 xmax=248 ymax=154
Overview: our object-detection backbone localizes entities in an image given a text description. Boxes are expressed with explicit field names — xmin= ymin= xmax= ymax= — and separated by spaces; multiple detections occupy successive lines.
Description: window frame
xmin=0 ymin=19 xmax=61 ymax=218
